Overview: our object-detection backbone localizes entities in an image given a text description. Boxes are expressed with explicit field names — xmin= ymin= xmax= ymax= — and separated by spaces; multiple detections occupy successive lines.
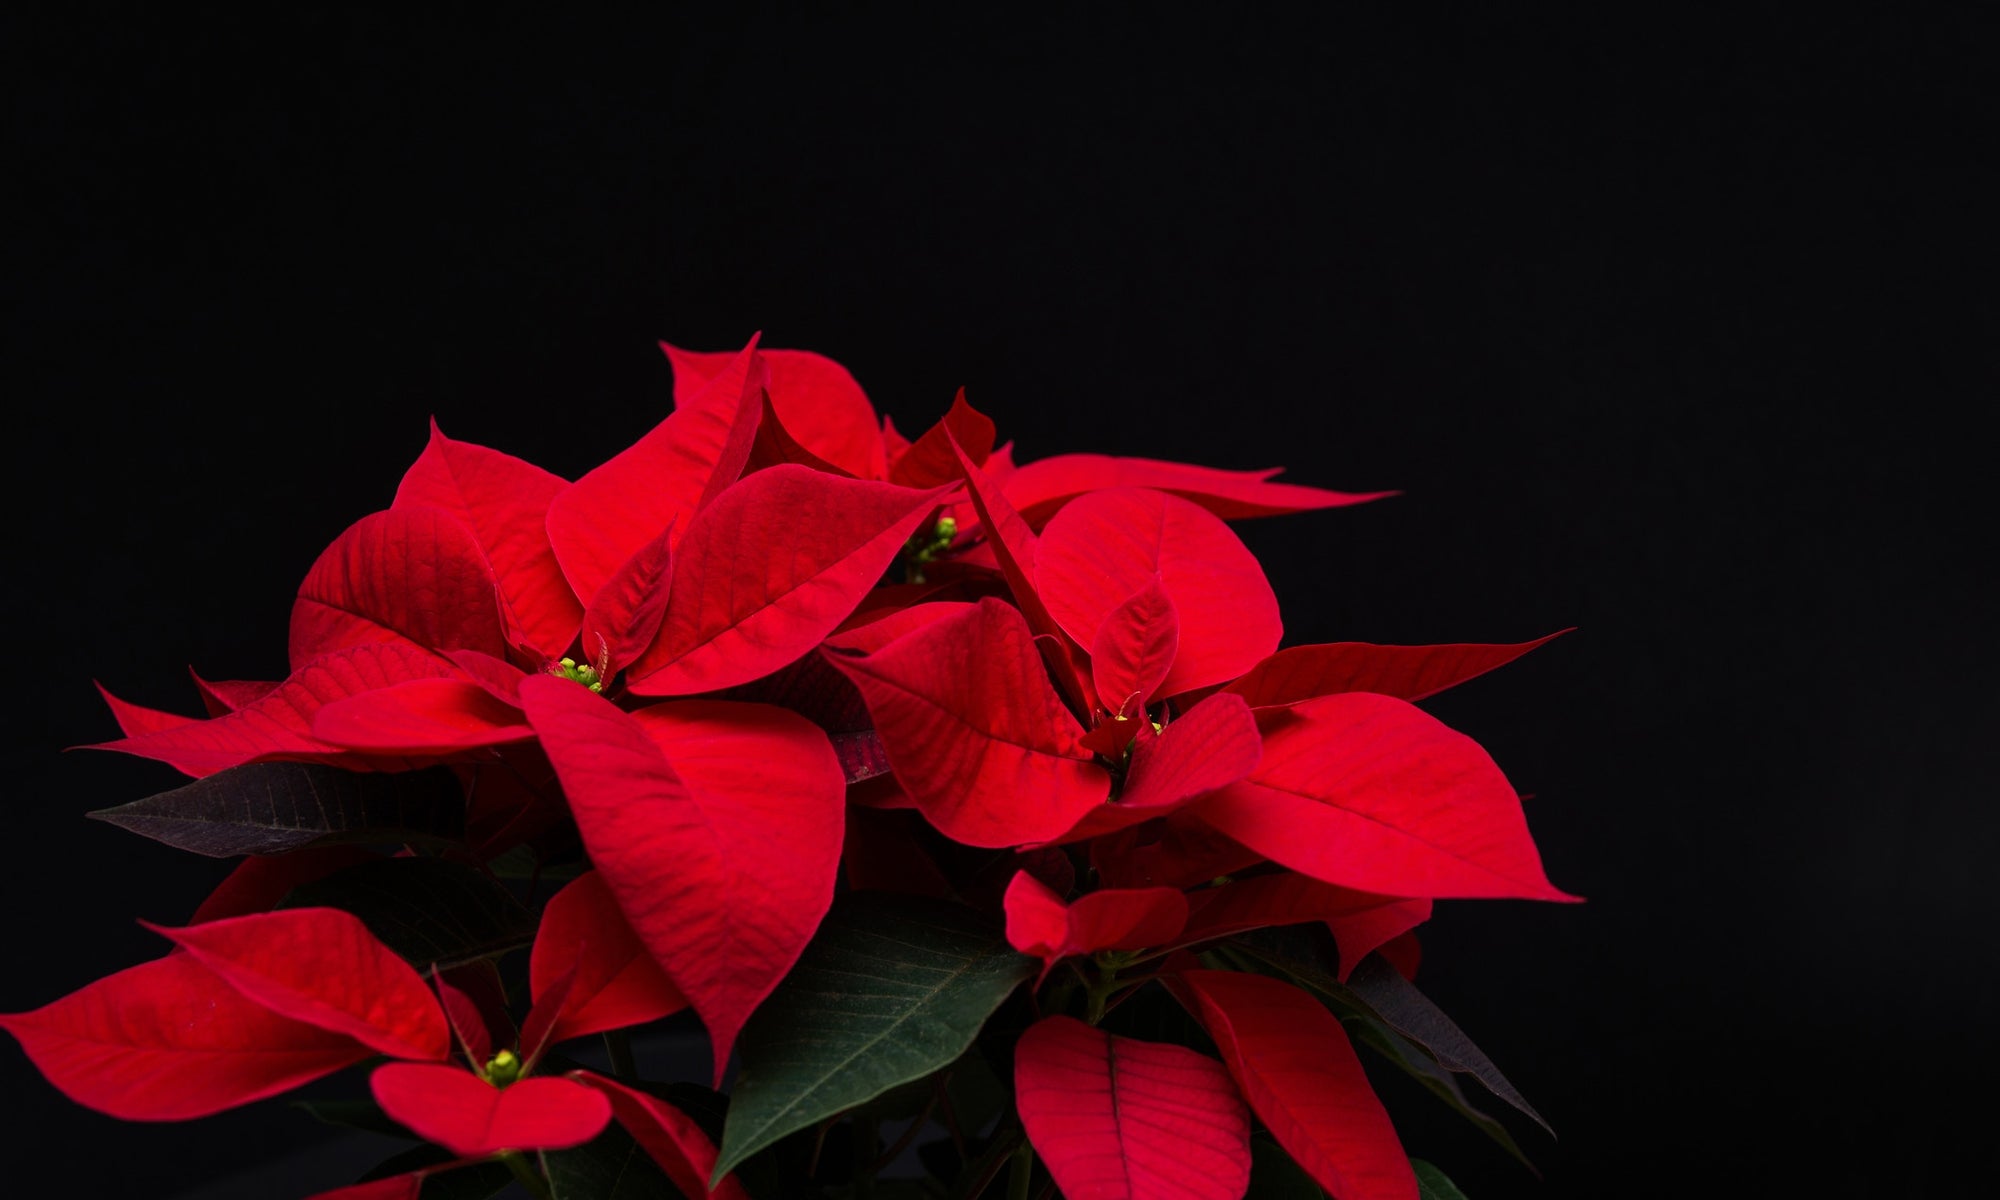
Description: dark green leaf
xmin=88 ymin=762 xmax=463 ymax=857
xmin=357 ymin=1145 xmax=513 ymax=1198
xmin=715 ymin=893 xmax=1035 ymax=1182
xmin=292 ymin=1096 xmax=414 ymax=1139
xmin=1249 ymin=1134 xmax=1328 ymax=1197
xmin=1344 ymin=1017 xmax=1537 ymax=1172
xmin=280 ymin=855 xmax=535 ymax=970
xmin=1414 ymin=1158 xmax=1471 ymax=1200
xmin=487 ymin=842 xmax=588 ymax=883
xmin=544 ymin=1120 xmax=680 ymax=1200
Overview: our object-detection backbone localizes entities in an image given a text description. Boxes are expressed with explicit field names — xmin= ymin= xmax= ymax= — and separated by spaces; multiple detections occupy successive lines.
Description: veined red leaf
xmin=890 ymin=389 xmax=995 ymax=488
xmin=88 ymin=642 xmax=459 ymax=777
xmin=1000 ymin=453 xmax=1394 ymax=527
xmin=665 ymin=341 xmax=884 ymax=481
xmin=1057 ymin=693 xmax=1263 ymax=843
xmin=747 ymin=389 xmax=859 ymax=477
xmin=440 ymin=648 xmax=528 ymax=706
xmin=1179 ymin=970 xmax=1417 ymax=1200
xmin=519 ymin=680 xmax=844 ymax=1081
xmin=0 ymin=953 xmax=370 ymax=1120
xmin=288 ymin=505 xmax=510 ymax=671
xmin=547 ymin=337 xmax=765 ymax=603
xmin=575 ymin=1072 xmax=751 ymax=1200
xmin=1003 ymin=873 xmax=1187 ymax=985
xmin=312 ymin=679 xmax=532 ymax=755
xmin=148 ymin=907 xmax=451 ymax=1062
xmin=190 ymin=670 xmax=281 ymax=716
xmin=370 ymin=1062 xmax=610 ymax=1157
xmin=626 ymin=467 xmax=953 ymax=695
xmin=577 ymin=519 xmax=675 ymax=681
xmin=1091 ymin=815 xmax=1264 ymax=891
xmin=393 ymin=420 xmax=583 ymax=659
xmin=188 ymin=845 xmax=378 ymax=925
xmin=1014 ymin=1015 xmax=1251 ymax=1200
xmin=824 ymin=598 xmax=1110 ymax=848
xmin=529 ymin=871 xmax=688 ymax=1045
xmin=95 ymin=683 xmax=199 ymax=737
xmin=1090 ymin=576 xmax=1178 ymax=717
xmin=1225 ymin=631 xmax=1572 ymax=708
xmin=1193 ymin=693 xmax=1577 ymax=901
xmin=1037 ymin=487 xmax=1280 ymax=698
xmin=1179 ymin=874 xmax=1431 ymax=979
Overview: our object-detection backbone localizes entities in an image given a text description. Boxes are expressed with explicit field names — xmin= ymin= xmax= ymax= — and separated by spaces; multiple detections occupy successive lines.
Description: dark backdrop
xmin=4 ymin=10 xmax=1992 ymax=1198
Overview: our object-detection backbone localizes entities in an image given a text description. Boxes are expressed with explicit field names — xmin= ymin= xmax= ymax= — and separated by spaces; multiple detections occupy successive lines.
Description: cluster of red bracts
xmin=5 ymin=335 xmax=1573 ymax=1200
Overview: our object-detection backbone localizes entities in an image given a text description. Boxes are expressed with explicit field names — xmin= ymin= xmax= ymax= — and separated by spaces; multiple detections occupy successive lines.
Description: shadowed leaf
xmin=281 ymin=857 xmax=535 ymax=970
xmin=88 ymin=762 xmax=464 ymax=857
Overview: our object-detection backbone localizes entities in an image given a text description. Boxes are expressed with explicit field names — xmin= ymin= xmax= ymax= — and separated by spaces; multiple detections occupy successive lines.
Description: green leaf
xmin=1343 ymin=1015 xmax=1537 ymax=1171
xmin=714 ymin=892 xmax=1035 ymax=1183
xmin=1413 ymin=1158 xmax=1471 ymax=1200
xmin=292 ymin=1096 xmax=415 ymax=1139
xmin=280 ymin=855 xmax=535 ymax=970
xmin=88 ymin=761 xmax=463 ymax=857
xmin=1249 ymin=1134 xmax=1327 ymax=1197
xmin=357 ymin=1145 xmax=513 ymax=1198
xmin=544 ymin=1120 xmax=681 ymax=1200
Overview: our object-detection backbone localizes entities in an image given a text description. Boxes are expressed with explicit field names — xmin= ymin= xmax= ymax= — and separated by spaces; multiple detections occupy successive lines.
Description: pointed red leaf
xmin=1014 ymin=1015 xmax=1251 ymax=1200
xmin=1057 ymin=693 xmax=1263 ymax=843
xmin=1091 ymin=815 xmax=1264 ymax=891
xmin=149 ymin=907 xmax=451 ymax=1062
xmin=441 ymin=648 xmax=529 ymax=705
xmin=437 ymin=960 xmax=515 ymax=1065
xmin=288 ymin=505 xmax=510 ymax=671
xmin=433 ymin=968 xmax=493 ymax=1066
xmin=95 ymin=683 xmax=199 ymax=737
xmin=547 ymin=337 xmax=765 ymax=603
xmin=370 ymin=1062 xmax=611 ymax=1157
xmin=665 ymin=341 xmax=884 ymax=481
xmin=188 ymin=846 xmax=378 ymax=925
xmin=1380 ymin=931 xmax=1422 ymax=980
xmin=1226 ymin=631 xmax=1572 ymax=708
xmin=393 ymin=420 xmax=584 ymax=659
xmin=1179 ymin=970 xmax=1417 ymax=1200
xmin=1193 ymin=693 xmax=1577 ymax=901
xmin=1179 ymin=874 xmax=1432 ymax=979
xmin=88 ymin=642 xmax=459 ymax=777
xmin=824 ymin=598 xmax=1110 ymax=848
xmin=1090 ymin=576 xmax=1179 ymax=717
xmin=1001 ymin=453 xmax=1394 ymax=526
xmin=890 ymin=389 xmax=995 ymax=488
xmin=746 ymin=389 xmax=860 ymax=477
xmin=575 ymin=1071 xmax=752 ymax=1199
xmin=519 ymin=679 xmax=844 ymax=1080
xmin=529 ymin=871 xmax=688 ymax=1045
xmin=0 ymin=953 xmax=371 ymax=1120
xmin=190 ymin=670 xmax=281 ymax=716
xmin=1037 ymin=487 xmax=1280 ymax=698
xmin=569 ymin=517 xmax=672 ymax=681
xmin=1004 ymin=874 xmax=1187 ymax=985
xmin=625 ymin=467 xmax=952 ymax=695
xmin=311 ymin=678 xmax=533 ymax=754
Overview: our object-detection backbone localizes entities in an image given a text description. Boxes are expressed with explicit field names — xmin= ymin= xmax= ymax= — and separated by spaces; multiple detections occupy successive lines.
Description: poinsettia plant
xmin=3 ymin=335 xmax=1574 ymax=1200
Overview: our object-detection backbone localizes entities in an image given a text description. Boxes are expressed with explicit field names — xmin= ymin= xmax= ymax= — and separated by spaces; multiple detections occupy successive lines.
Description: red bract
xmin=528 ymin=871 xmax=688 ymax=1044
xmin=999 ymin=452 xmax=1394 ymax=526
xmin=371 ymin=1064 xmax=611 ymax=1158
xmin=1179 ymin=872 xmax=1432 ymax=980
xmin=1004 ymin=872 xmax=1188 ymax=986
xmin=663 ymin=340 xmax=886 ymax=481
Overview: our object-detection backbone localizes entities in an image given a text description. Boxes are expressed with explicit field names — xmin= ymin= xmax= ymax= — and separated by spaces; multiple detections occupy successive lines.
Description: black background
xmin=4 ymin=9 xmax=1993 ymax=1198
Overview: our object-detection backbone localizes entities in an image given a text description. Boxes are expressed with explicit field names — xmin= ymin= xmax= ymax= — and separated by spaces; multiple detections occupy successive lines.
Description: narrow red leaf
xmin=1225 ymin=631 xmax=1572 ymax=708
xmin=1179 ymin=970 xmax=1417 ymax=1200
xmin=665 ymin=341 xmax=884 ymax=481
xmin=148 ymin=907 xmax=451 ymax=1062
xmin=433 ymin=968 xmax=493 ymax=1066
xmin=0 ymin=953 xmax=370 ymax=1120
xmin=370 ymin=1062 xmax=611 ymax=1157
xmin=95 ymin=683 xmax=199 ymax=737
xmin=1037 ymin=487 xmax=1280 ymax=698
xmin=1089 ymin=576 xmax=1179 ymax=717
xmin=311 ymin=678 xmax=533 ymax=755
xmin=1193 ymin=693 xmax=1577 ymax=901
xmin=188 ymin=846 xmax=378 ymax=925
xmin=190 ymin=670 xmax=281 ymax=716
xmin=1003 ymin=873 xmax=1187 ymax=985
xmin=1014 ymin=1015 xmax=1251 ymax=1200
xmin=393 ymin=420 xmax=583 ymax=659
xmin=625 ymin=467 xmax=952 ymax=695
xmin=529 ymin=871 xmax=688 ymax=1045
xmin=288 ymin=505 xmax=510 ymax=671
xmin=890 ymin=389 xmax=995 ymax=488
xmin=1000 ymin=453 xmax=1394 ymax=526
xmin=547 ymin=337 xmax=765 ymax=603
xmin=824 ymin=598 xmax=1110 ymax=848
xmin=575 ymin=1071 xmax=751 ymax=1199
xmin=519 ymin=680 xmax=845 ymax=1081
xmin=746 ymin=389 xmax=858 ymax=477
xmin=574 ymin=518 xmax=675 ymax=681
xmin=1057 ymin=693 xmax=1264 ymax=843
xmin=87 ymin=642 xmax=459 ymax=777
xmin=1179 ymin=874 xmax=1432 ymax=979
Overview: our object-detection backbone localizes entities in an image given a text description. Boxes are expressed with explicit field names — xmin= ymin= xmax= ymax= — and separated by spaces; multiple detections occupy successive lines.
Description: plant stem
xmin=1084 ymin=960 xmax=1120 ymax=1025
xmin=602 ymin=1029 xmax=637 ymax=1078
xmin=499 ymin=1151 xmax=555 ymax=1200
xmin=1006 ymin=1139 xmax=1035 ymax=1200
